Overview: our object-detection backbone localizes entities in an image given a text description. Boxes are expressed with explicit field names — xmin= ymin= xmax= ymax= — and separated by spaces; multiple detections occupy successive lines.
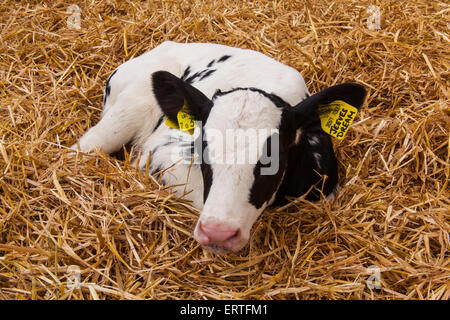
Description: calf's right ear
xmin=152 ymin=71 xmax=213 ymax=126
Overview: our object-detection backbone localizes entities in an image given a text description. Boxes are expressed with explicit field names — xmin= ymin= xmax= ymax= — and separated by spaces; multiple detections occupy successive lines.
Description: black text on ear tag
xmin=317 ymin=100 xmax=358 ymax=139
xmin=164 ymin=102 xmax=197 ymax=135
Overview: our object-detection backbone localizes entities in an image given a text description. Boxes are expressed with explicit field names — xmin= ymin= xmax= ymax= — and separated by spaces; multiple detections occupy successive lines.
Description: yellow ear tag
xmin=317 ymin=100 xmax=358 ymax=139
xmin=164 ymin=102 xmax=197 ymax=135
xmin=164 ymin=117 xmax=179 ymax=130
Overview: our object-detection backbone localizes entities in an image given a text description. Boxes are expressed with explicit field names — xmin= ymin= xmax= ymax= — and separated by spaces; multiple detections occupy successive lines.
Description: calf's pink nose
xmin=196 ymin=222 xmax=240 ymax=245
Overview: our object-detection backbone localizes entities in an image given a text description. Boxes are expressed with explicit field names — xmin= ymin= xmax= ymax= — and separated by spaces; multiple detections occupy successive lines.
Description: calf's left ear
xmin=152 ymin=71 xmax=213 ymax=127
xmin=283 ymin=83 xmax=367 ymax=140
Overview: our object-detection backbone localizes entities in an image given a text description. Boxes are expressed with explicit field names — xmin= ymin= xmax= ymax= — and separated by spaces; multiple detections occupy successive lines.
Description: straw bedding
xmin=0 ymin=0 xmax=448 ymax=300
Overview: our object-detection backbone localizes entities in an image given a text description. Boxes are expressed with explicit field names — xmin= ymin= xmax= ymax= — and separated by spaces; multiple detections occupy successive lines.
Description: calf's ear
xmin=282 ymin=83 xmax=367 ymax=140
xmin=152 ymin=71 xmax=213 ymax=127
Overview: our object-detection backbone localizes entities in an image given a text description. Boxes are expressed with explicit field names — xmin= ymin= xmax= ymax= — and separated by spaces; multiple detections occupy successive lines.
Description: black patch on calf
xmin=199 ymin=136 xmax=213 ymax=202
xmin=247 ymin=88 xmax=290 ymax=108
xmin=199 ymin=69 xmax=216 ymax=81
xmin=201 ymin=162 xmax=213 ymax=202
xmin=249 ymin=133 xmax=289 ymax=209
xmin=152 ymin=115 xmax=165 ymax=133
xmin=184 ymin=69 xmax=216 ymax=84
xmin=217 ymin=55 xmax=231 ymax=63
xmin=183 ymin=70 xmax=201 ymax=84
xmin=103 ymin=69 xmax=118 ymax=106
xmin=212 ymin=87 xmax=289 ymax=108
xmin=181 ymin=66 xmax=191 ymax=82
xmin=181 ymin=55 xmax=229 ymax=85
xmin=274 ymin=132 xmax=338 ymax=204
xmin=149 ymin=165 xmax=162 ymax=176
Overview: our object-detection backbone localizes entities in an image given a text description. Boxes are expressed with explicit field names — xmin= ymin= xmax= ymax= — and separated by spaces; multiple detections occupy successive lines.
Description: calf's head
xmin=152 ymin=71 xmax=366 ymax=253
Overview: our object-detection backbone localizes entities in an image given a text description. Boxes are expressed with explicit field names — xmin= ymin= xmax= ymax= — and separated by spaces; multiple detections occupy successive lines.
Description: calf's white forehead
xmin=206 ymin=90 xmax=283 ymax=131
xmin=200 ymin=90 xmax=283 ymax=234
xmin=204 ymin=90 xmax=282 ymax=167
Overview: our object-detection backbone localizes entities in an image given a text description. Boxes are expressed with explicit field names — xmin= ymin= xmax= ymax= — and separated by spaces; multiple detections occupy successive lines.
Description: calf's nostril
xmin=195 ymin=223 xmax=211 ymax=245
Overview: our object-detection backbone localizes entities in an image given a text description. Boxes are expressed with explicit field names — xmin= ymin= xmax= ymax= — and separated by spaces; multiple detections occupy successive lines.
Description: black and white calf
xmin=72 ymin=41 xmax=366 ymax=253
